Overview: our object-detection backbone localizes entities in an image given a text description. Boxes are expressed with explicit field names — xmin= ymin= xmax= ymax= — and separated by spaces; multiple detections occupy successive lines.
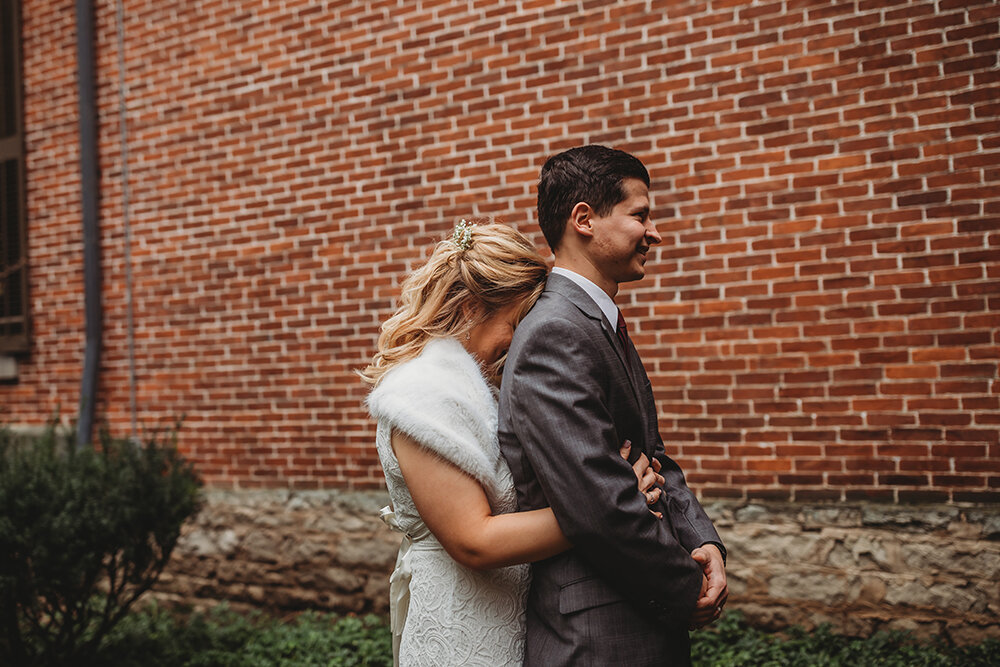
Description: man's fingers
xmin=619 ymin=439 xmax=632 ymax=459
xmin=640 ymin=467 xmax=657 ymax=491
xmin=632 ymin=454 xmax=652 ymax=485
xmin=689 ymin=604 xmax=715 ymax=629
xmin=716 ymin=589 xmax=729 ymax=609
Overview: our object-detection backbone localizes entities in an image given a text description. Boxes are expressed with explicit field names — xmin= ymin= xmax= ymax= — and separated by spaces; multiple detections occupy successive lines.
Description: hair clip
xmin=452 ymin=219 xmax=475 ymax=250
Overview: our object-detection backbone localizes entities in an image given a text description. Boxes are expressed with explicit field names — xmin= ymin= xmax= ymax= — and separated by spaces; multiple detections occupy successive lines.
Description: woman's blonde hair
xmin=361 ymin=223 xmax=548 ymax=386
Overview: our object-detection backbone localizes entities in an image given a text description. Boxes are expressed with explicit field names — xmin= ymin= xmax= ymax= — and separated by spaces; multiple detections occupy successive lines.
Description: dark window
xmin=0 ymin=0 xmax=28 ymax=353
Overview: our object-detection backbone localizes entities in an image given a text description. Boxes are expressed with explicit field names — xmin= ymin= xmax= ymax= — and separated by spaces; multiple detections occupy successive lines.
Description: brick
xmin=945 ymin=429 xmax=1000 ymax=443
xmin=953 ymin=490 xmax=1000 ymax=503
xmin=880 ymin=474 xmax=929 ymax=486
xmin=6 ymin=0 xmax=996 ymax=500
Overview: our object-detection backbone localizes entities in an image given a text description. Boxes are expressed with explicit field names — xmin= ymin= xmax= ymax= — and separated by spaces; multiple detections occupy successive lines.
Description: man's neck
xmin=552 ymin=257 xmax=618 ymax=299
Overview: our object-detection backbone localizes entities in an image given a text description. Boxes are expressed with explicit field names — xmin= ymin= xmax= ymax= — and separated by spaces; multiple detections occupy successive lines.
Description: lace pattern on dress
xmin=375 ymin=420 xmax=529 ymax=667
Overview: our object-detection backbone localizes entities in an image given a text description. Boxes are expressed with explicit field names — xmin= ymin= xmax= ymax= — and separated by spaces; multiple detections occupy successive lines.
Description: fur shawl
xmin=366 ymin=337 xmax=516 ymax=511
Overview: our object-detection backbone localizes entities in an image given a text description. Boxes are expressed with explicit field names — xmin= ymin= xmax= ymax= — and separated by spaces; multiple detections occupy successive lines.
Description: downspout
xmin=75 ymin=0 xmax=100 ymax=447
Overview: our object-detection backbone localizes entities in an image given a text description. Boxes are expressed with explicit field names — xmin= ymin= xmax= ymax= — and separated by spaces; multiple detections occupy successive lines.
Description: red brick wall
xmin=7 ymin=0 xmax=999 ymax=500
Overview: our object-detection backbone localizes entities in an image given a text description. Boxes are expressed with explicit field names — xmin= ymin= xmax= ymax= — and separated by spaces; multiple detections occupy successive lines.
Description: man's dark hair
xmin=536 ymin=145 xmax=650 ymax=251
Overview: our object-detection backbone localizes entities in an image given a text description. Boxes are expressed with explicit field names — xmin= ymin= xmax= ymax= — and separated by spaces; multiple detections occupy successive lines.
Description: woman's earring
xmin=464 ymin=331 xmax=471 ymax=341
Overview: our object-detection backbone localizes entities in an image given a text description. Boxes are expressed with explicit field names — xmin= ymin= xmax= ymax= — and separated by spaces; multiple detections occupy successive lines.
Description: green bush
xmin=98 ymin=604 xmax=1000 ymax=667
xmin=0 ymin=422 xmax=203 ymax=666
xmin=98 ymin=603 xmax=392 ymax=666
xmin=691 ymin=611 xmax=1000 ymax=667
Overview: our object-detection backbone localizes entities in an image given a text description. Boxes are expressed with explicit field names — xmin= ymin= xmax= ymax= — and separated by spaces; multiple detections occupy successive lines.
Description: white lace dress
xmin=367 ymin=338 xmax=530 ymax=667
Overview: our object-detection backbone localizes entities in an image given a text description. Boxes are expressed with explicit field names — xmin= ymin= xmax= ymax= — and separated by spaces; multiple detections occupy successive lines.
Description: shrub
xmin=98 ymin=603 xmax=393 ymax=666
xmin=101 ymin=603 xmax=1000 ymax=667
xmin=0 ymin=422 xmax=202 ymax=666
xmin=691 ymin=611 xmax=1000 ymax=667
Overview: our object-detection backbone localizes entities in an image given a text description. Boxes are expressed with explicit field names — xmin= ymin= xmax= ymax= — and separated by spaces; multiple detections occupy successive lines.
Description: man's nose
xmin=645 ymin=220 xmax=662 ymax=245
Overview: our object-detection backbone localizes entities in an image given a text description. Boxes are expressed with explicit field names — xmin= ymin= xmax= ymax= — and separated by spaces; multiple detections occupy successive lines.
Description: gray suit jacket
xmin=498 ymin=273 xmax=725 ymax=666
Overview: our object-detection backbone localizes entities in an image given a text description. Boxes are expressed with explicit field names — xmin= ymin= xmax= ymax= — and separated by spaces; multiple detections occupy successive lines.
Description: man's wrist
xmin=699 ymin=541 xmax=727 ymax=565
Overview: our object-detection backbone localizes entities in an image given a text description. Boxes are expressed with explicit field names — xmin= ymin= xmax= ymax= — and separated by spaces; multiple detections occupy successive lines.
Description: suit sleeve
xmin=651 ymin=445 xmax=727 ymax=562
xmin=644 ymin=395 xmax=726 ymax=561
xmin=506 ymin=317 xmax=703 ymax=625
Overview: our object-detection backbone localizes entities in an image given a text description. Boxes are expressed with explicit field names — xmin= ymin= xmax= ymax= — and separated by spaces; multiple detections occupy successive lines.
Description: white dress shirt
xmin=550 ymin=267 xmax=619 ymax=330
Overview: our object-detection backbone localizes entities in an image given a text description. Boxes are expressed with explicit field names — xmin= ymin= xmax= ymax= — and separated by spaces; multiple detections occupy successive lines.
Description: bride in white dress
xmin=362 ymin=223 xmax=664 ymax=666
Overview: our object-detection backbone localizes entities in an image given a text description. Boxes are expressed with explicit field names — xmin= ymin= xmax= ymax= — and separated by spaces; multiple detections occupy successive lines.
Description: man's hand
xmin=619 ymin=440 xmax=665 ymax=518
xmin=688 ymin=543 xmax=728 ymax=630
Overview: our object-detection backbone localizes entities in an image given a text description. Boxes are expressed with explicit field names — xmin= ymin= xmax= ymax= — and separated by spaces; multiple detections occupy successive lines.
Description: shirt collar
xmin=550 ymin=267 xmax=619 ymax=329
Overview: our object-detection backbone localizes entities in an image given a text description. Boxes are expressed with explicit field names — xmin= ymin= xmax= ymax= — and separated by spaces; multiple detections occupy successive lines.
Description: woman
xmin=362 ymin=222 xmax=663 ymax=666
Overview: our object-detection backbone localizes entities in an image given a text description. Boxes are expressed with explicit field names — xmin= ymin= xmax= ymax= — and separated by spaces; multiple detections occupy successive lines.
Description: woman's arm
xmin=392 ymin=431 xmax=664 ymax=571
xmin=392 ymin=430 xmax=570 ymax=570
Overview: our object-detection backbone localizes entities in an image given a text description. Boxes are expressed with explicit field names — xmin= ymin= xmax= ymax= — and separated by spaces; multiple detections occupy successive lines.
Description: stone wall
xmin=711 ymin=501 xmax=1000 ymax=644
xmin=155 ymin=490 xmax=1000 ymax=643
xmin=155 ymin=489 xmax=400 ymax=615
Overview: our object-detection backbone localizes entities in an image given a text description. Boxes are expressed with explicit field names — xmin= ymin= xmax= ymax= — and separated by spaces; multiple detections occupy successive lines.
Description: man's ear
xmin=568 ymin=202 xmax=595 ymax=239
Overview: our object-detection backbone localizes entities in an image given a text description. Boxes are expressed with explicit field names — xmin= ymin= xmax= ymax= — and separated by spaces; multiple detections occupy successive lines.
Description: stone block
xmin=240 ymin=530 xmax=284 ymax=564
xmin=861 ymin=505 xmax=959 ymax=531
xmin=849 ymin=575 xmax=888 ymax=605
xmin=335 ymin=537 xmax=396 ymax=569
xmin=726 ymin=527 xmax=828 ymax=565
xmin=318 ymin=567 xmax=364 ymax=593
xmin=801 ymin=506 xmax=862 ymax=529
xmin=884 ymin=579 xmax=983 ymax=613
xmin=769 ymin=571 xmax=848 ymax=604
xmin=968 ymin=510 xmax=1000 ymax=540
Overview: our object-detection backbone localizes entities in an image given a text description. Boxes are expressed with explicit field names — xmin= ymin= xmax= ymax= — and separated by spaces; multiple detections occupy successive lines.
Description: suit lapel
xmin=544 ymin=274 xmax=647 ymax=432
xmin=546 ymin=274 xmax=624 ymax=364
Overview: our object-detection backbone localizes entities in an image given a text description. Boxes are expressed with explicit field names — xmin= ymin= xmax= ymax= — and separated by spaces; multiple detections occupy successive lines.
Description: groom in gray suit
xmin=499 ymin=145 xmax=728 ymax=666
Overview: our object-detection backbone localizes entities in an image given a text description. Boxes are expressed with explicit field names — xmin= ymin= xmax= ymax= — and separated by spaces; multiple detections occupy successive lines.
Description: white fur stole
xmin=366 ymin=337 xmax=516 ymax=511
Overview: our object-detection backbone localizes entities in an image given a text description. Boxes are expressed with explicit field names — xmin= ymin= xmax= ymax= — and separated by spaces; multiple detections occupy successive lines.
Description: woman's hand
xmin=619 ymin=440 xmax=665 ymax=518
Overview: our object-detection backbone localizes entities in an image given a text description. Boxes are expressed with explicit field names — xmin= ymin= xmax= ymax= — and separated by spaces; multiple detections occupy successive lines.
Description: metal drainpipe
xmin=75 ymin=0 xmax=101 ymax=447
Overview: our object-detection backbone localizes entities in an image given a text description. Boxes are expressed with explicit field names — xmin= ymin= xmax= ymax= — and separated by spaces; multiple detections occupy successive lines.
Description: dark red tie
xmin=616 ymin=309 xmax=629 ymax=349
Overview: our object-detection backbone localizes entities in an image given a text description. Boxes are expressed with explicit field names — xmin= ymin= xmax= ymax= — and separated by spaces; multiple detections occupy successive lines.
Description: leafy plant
xmin=691 ymin=611 xmax=1000 ymax=667
xmin=99 ymin=603 xmax=1000 ymax=667
xmin=0 ymin=421 xmax=202 ymax=666
xmin=98 ymin=603 xmax=393 ymax=666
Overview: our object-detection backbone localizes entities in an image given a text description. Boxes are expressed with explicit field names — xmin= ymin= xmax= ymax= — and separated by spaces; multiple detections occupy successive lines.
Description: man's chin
xmin=628 ymin=261 xmax=647 ymax=281
xmin=618 ymin=270 xmax=645 ymax=284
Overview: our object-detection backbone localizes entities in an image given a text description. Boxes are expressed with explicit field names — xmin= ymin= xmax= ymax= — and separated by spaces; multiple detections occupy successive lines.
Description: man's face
xmin=588 ymin=178 xmax=661 ymax=285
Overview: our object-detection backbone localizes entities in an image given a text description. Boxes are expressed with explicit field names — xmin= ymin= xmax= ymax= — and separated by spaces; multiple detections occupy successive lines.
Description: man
xmin=498 ymin=145 xmax=728 ymax=666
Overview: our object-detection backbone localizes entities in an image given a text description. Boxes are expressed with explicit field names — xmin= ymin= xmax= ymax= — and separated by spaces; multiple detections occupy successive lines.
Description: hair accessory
xmin=452 ymin=219 xmax=475 ymax=251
